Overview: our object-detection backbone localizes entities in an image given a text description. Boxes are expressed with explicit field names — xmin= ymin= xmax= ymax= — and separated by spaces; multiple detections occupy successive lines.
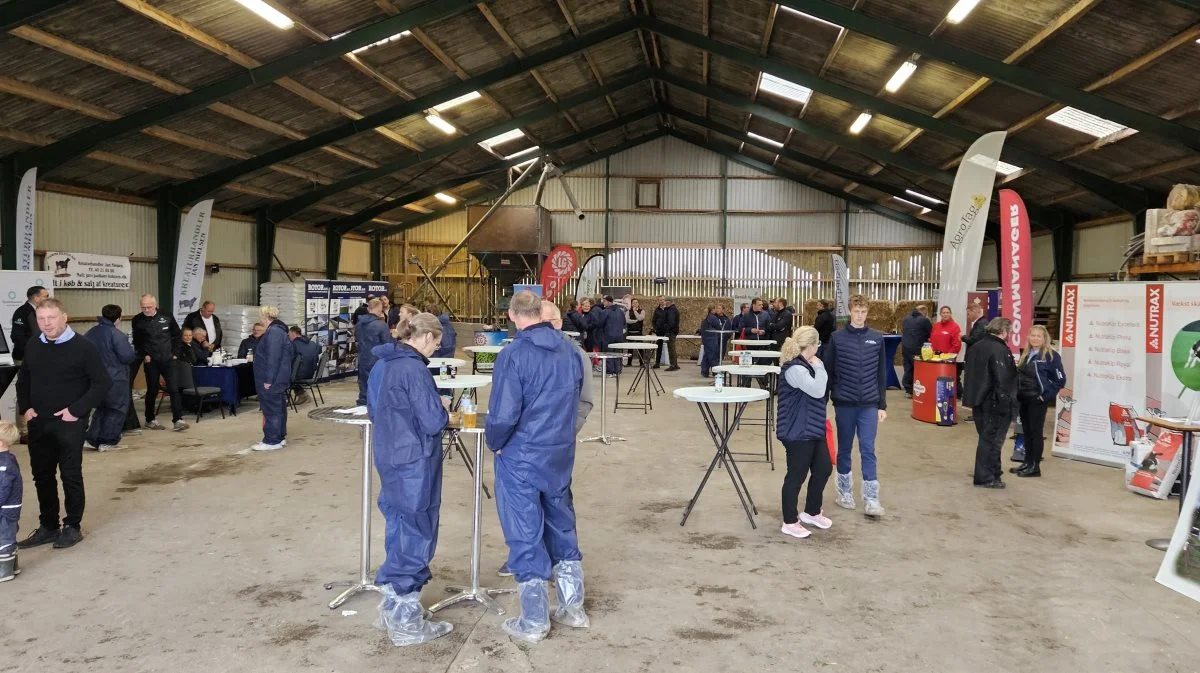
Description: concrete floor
xmin=3 ymin=361 xmax=1199 ymax=673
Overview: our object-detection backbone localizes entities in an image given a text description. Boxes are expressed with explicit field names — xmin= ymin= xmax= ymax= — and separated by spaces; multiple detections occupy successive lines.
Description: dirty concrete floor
xmin=3 ymin=363 xmax=1199 ymax=673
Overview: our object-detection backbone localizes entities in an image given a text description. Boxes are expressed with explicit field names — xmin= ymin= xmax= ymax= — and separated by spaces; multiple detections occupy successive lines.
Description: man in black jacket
xmin=182 ymin=300 xmax=223 ymax=351
xmin=960 ymin=305 xmax=989 ymax=414
xmin=130 ymin=294 xmax=188 ymax=432
xmin=652 ymin=297 xmax=680 ymax=371
xmin=963 ymin=317 xmax=1018 ymax=489
xmin=767 ymin=298 xmax=796 ymax=348
xmin=16 ymin=298 xmax=112 ymax=549
xmin=813 ymin=299 xmax=836 ymax=355
xmin=10 ymin=285 xmax=49 ymax=442
xmin=900 ymin=305 xmax=932 ymax=397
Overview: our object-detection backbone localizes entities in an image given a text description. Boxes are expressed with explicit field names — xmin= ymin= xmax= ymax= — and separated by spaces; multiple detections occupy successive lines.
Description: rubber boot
xmin=503 ymin=579 xmax=551 ymax=643
xmin=0 ymin=553 xmax=17 ymax=582
xmin=835 ymin=472 xmax=855 ymax=510
xmin=1009 ymin=435 xmax=1026 ymax=463
xmin=375 ymin=586 xmax=453 ymax=647
xmin=863 ymin=480 xmax=884 ymax=518
xmin=550 ymin=561 xmax=590 ymax=628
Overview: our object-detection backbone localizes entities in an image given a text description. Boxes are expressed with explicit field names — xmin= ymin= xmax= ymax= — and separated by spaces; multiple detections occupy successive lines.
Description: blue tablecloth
xmin=192 ymin=363 xmax=256 ymax=413
xmin=883 ymin=334 xmax=902 ymax=390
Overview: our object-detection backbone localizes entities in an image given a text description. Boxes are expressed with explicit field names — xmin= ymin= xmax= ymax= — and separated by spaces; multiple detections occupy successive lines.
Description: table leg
xmin=431 ymin=433 xmax=512 ymax=614
xmin=1147 ymin=431 xmax=1193 ymax=550
xmin=444 ymin=429 xmax=491 ymax=499
xmin=680 ymin=402 xmax=757 ymax=529
xmin=582 ymin=368 xmax=625 ymax=444
xmin=324 ymin=424 xmax=383 ymax=609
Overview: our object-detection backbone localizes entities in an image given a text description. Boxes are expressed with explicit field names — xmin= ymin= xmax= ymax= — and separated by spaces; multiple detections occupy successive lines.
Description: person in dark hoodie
xmin=652 ymin=297 xmax=680 ymax=371
xmin=900 ymin=305 xmax=933 ymax=397
xmin=84 ymin=305 xmax=137 ymax=451
xmin=366 ymin=313 xmax=452 ymax=646
xmin=598 ymin=296 xmax=626 ymax=375
xmin=250 ymin=306 xmax=292 ymax=452
xmin=426 ymin=304 xmax=457 ymax=358
xmin=356 ymin=299 xmax=392 ymax=406
xmin=699 ymin=304 xmax=731 ymax=378
xmin=813 ymin=299 xmax=837 ymax=355
xmin=486 ymin=291 xmax=587 ymax=643
xmin=767 ymin=298 xmax=796 ymax=349
xmin=562 ymin=300 xmax=587 ymax=342
xmin=288 ymin=326 xmax=321 ymax=405
xmin=964 ymin=317 xmax=1018 ymax=489
xmin=578 ymin=298 xmax=597 ymax=353
xmin=131 ymin=294 xmax=187 ymax=432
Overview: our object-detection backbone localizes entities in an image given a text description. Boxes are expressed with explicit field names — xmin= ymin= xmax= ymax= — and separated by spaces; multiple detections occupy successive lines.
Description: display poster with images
xmin=1155 ymin=283 xmax=1200 ymax=423
xmin=1052 ymin=283 xmax=1148 ymax=467
xmin=0 ymin=271 xmax=52 ymax=420
xmin=329 ymin=281 xmax=358 ymax=376
xmin=514 ymin=284 xmax=544 ymax=297
xmin=303 ymin=280 xmax=332 ymax=377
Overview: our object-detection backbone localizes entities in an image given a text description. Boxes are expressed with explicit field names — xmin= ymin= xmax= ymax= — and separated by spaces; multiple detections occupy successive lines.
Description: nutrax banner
xmin=998 ymin=189 xmax=1032 ymax=354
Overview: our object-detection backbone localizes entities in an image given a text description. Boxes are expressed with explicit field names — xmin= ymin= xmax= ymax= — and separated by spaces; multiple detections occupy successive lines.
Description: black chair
xmin=286 ymin=355 xmax=303 ymax=413
xmin=291 ymin=350 xmax=329 ymax=407
xmin=157 ymin=361 xmax=226 ymax=422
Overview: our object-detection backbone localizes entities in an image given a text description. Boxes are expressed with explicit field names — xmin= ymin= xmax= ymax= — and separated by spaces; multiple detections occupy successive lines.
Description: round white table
xmin=712 ymin=364 xmax=783 ymax=469
xmin=436 ymin=376 xmax=492 ymax=497
xmin=464 ymin=345 xmax=504 ymax=374
xmin=675 ymin=334 xmax=701 ymax=367
xmin=730 ymin=339 xmax=776 ymax=348
xmin=728 ymin=349 xmax=782 ymax=361
xmin=609 ymin=343 xmax=663 ymax=412
xmin=672 ymin=386 xmax=770 ymax=529
xmin=427 ymin=357 xmax=466 ymax=370
xmin=627 ymin=335 xmax=668 ymax=342
xmin=581 ymin=353 xmax=627 ymax=445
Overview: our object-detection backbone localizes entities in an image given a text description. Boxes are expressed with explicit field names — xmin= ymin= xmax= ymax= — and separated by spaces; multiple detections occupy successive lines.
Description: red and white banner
xmin=539 ymin=245 xmax=577 ymax=302
xmin=1145 ymin=283 xmax=1163 ymax=354
xmin=998 ymin=189 xmax=1032 ymax=353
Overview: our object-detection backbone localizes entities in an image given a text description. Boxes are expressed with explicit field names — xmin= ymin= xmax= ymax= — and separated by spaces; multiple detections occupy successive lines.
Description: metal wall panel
xmin=396 ymin=210 xmax=467 ymax=244
xmin=846 ymin=211 xmax=940 ymax=247
xmin=609 ymin=136 xmax=720 ymax=176
xmin=275 ymin=228 xmax=324 ymax=272
xmin=507 ymin=175 xmax=607 ymax=210
xmin=203 ymin=267 xmax=258 ymax=307
xmin=36 ymin=191 xmax=155 ymax=257
xmin=340 ymin=238 xmax=371 ymax=274
xmin=208 ymin=216 xmax=254 ymax=265
xmin=725 ymin=160 xmax=770 ymax=178
xmin=1032 ymin=234 xmax=1054 ymax=276
xmin=726 ymin=214 xmax=841 ymax=246
xmin=726 ymin=178 xmax=841 ymax=212
xmin=550 ymin=212 xmax=603 ymax=246
xmin=1075 ymin=220 xmax=1133 ymax=275
xmin=609 ymin=212 xmax=721 ymax=245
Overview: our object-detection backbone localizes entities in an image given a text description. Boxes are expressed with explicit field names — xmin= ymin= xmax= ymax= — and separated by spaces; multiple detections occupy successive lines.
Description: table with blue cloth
xmin=191 ymin=363 xmax=257 ymax=414
xmin=883 ymin=334 xmax=902 ymax=390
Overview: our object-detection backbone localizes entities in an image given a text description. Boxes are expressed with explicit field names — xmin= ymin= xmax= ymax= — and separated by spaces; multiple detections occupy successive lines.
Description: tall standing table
xmin=436 ymin=375 xmax=493 ymax=498
xmin=308 ymin=405 xmax=381 ymax=609
xmin=581 ymin=353 xmax=627 ymax=445
xmin=1138 ymin=416 xmax=1198 ymax=551
xmin=430 ymin=423 xmax=513 ymax=615
xmin=729 ymin=338 xmax=777 ymax=362
xmin=675 ymin=334 xmax=701 ymax=366
xmin=673 ymin=386 xmax=770 ymax=529
xmin=628 ymin=334 xmax=668 ymax=368
xmin=712 ymin=364 xmax=781 ymax=469
xmin=610 ymin=343 xmax=662 ymax=414
xmin=464 ymin=345 xmax=504 ymax=375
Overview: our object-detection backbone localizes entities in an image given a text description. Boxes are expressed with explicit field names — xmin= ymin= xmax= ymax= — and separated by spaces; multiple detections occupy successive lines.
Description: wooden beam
xmin=1044 ymin=155 xmax=1200 ymax=205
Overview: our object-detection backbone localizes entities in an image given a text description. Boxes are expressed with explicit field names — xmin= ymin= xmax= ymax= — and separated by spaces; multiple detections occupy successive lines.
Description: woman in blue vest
xmin=777 ymin=326 xmax=833 ymax=539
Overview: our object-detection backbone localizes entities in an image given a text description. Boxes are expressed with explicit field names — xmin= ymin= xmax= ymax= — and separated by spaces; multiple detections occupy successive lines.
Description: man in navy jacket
xmin=84 ymin=305 xmax=137 ymax=450
xmin=251 ymin=308 xmax=292 ymax=451
xmin=486 ymin=291 xmax=587 ymax=643
xmin=426 ymin=304 xmax=457 ymax=358
xmin=594 ymin=296 xmax=625 ymax=375
xmin=822 ymin=294 xmax=888 ymax=518
xmin=355 ymin=299 xmax=391 ymax=405
xmin=288 ymin=326 xmax=321 ymax=403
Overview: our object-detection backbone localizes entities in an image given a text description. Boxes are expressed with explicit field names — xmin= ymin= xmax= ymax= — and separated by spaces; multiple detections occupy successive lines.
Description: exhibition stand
xmin=1139 ymin=416 xmax=1197 ymax=551
xmin=911 ymin=359 xmax=957 ymax=426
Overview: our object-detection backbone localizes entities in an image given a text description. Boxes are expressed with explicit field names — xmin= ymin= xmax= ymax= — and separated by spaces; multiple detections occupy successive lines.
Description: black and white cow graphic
xmin=178 ymin=297 xmax=198 ymax=311
xmin=53 ymin=258 xmax=70 ymax=276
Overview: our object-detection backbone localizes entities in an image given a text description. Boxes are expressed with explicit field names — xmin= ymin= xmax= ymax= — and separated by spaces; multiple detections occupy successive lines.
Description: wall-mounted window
xmin=635 ymin=179 xmax=661 ymax=209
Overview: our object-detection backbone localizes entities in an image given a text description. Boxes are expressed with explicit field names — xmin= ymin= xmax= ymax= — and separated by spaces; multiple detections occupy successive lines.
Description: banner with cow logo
xmin=831 ymin=253 xmax=850 ymax=320
xmin=998 ymin=189 xmax=1031 ymax=353
xmin=539 ymin=245 xmax=577 ymax=302
xmin=937 ymin=131 xmax=1006 ymax=323
xmin=16 ymin=168 xmax=36 ymax=271
xmin=172 ymin=200 xmax=212 ymax=328
xmin=43 ymin=251 xmax=131 ymax=290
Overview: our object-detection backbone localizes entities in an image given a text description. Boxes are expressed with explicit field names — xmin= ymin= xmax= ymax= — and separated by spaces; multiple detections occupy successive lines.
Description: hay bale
xmin=800 ymin=300 xmax=823 ymax=327
xmin=867 ymin=300 xmax=896 ymax=333
xmin=1167 ymin=184 xmax=1200 ymax=210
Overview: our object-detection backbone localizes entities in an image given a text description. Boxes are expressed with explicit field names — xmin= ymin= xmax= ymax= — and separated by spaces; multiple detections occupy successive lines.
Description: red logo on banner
xmin=539 ymin=245 xmax=577 ymax=301
xmin=1061 ymin=284 xmax=1078 ymax=348
xmin=999 ymin=190 xmax=1032 ymax=354
xmin=1146 ymin=283 xmax=1163 ymax=353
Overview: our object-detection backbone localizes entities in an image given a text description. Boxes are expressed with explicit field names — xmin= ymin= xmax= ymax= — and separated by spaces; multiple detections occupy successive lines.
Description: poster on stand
xmin=1155 ymin=283 xmax=1200 ymax=422
xmin=540 ymin=245 xmax=577 ymax=302
xmin=0 ymin=271 xmax=52 ymax=419
xmin=1155 ymin=462 xmax=1200 ymax=603
xmin=303 ymin=280 xmax=332 ymax=378
xmin=831 ymin=255 xmax=849 ymax=320
xmin=16 ymin=168 xmax=36 ymax=271
xmin=42 ymin=251 xmax=131 ymax=290
xmin=367 ymin=281 xmax=389 ymax=301
xmin=328 ymin=281 xmax=358 ymax=376
xmin=172 ymin=200 xmax=212 ymax=329
xmin=998 ymin=189 xmax=1032 ymax=353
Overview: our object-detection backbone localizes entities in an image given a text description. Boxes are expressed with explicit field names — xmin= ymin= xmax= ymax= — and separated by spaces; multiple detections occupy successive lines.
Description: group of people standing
xmin=699 ymin=297 xmax=798 ymax=377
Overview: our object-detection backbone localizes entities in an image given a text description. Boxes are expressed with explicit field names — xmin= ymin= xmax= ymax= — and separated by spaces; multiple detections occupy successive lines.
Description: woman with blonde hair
xmin=1011 ymin=324 xmax=1065 ymax=478
xmin=777 ymin=325 xmax=833 ymax=539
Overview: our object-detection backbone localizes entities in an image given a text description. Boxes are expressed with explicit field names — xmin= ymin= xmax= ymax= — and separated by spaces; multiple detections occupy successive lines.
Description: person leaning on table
xmin=366 ymin=313 xmax=452 ymax=647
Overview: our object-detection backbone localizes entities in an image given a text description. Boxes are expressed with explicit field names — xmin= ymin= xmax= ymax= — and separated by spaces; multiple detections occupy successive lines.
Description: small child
xmin=0 ymin=420 xmax=22 ymax=582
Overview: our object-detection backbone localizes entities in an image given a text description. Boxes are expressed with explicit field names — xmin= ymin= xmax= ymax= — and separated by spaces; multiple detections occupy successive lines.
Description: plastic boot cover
xmin=376 ymin=587 xmax=453 ymax=647
xmin=502 ymin=579 xmax=551 ymax=643
xmin=0 ymin=553 xmax=16 ymax=582
xmin=862 ymin=480 xmax=885 ymax=517
xmin=550 ymin=561 xmax=590 ymax=628
xmin=835 ymin=472 xmax=855 ymax=509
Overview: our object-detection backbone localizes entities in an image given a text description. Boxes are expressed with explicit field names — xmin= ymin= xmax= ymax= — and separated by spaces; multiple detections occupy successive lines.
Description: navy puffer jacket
xmin=822 ymin=324 xmax=887 ymax=410
xmin=777 ymin=358 xmax=828 ymax=441
xmin=253 ymin=320 xmax=292 ymax=386
xmin=367 ymin=343 xmax=448 ymax=466
xmin=356 ymin=315 xmax=391 ymax=377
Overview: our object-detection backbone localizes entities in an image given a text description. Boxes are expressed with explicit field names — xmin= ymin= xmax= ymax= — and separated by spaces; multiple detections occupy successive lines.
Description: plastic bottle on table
xmin=714 ymin=372 xmax=724 ymax=392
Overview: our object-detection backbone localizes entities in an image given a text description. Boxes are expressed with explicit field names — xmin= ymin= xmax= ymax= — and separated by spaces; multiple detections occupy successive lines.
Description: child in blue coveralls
xmin=0 ymin=420 xmax=23 ymax=582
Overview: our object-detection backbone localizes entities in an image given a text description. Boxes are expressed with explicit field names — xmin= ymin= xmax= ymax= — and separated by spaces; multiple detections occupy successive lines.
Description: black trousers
xmin=901 ymin=349 xmax=916 ymax=393
xmin=28 ymin=416 xmax=86 ymax=529
xmin=124 ymin=361 xmax=141 ymax=431
xmin=1019 ymin=399 xmax=1049 ymax=463
xmin=656 ymin=336 xmax=678 ymax=368
xmin=973 ymin=410 xmax=1011 ymax=484
xmin=781 ymin=438 xmax=832 ymax=523
xmin=144 ymin=358 xmax=183 ymax=423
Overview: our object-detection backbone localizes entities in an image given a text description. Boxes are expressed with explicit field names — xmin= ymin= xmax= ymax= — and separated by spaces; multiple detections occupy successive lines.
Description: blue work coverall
xmin=253 ymin=320 xmax=292 ymax=445
xmin=700 ymin=313 xmax=732 ymax=376
xmin=84 ymin=317 xmax=137 ymax=447
xmin=355 ymin=315 xmax=391 ymax=405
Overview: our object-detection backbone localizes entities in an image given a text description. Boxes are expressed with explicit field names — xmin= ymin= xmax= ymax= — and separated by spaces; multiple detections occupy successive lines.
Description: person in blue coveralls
xmin=84 ymin=305 xmax=137 ymax=451
xmin=486 ymin=291 xmax=588 ymax=644
xmin=425 ymin=304 xmax=457 ymax=358
xmin=250 ymin=306 xmax=292 ymax=452
xmin=355 ymin=298 xmax=391 ymax=406
xmin=366 ymin=313 xmax=452 ymax=647
xmin=699 ymin=303 xmax=731 ymax=378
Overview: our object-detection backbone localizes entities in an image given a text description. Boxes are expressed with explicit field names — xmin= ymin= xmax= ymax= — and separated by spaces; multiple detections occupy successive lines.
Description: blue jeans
xmin=834 ymin=405 xmax=879 ymax=481
xmin=376 ymin=450 xmax=442 ymax=594
xmin=258 ymin=384 xmax=288 ymax=445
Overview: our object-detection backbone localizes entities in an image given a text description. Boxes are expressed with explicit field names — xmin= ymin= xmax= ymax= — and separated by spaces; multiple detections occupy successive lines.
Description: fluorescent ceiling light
xmin=1046 ymin=106 xmax=1130 ymax=139
xmin=479 ymin=128 xmax=525 ymax=149
xmin=920 ymin=207 xmax=931 ymax=215
xmin=904 ymin=188 xmax=944 ymax=205
xmin=333 ymin=30 xmax=411 ymax=55
xmin=504 ymin=146 xmax=539 ymax=160
xmin=892 ymin=197 xmax=923 ymax=208
xmin=946 ymin=0 xmax=982 ymax=24
xmin=757 ymin=72 xmax=813 ymax=105
xmin=747 ymin=132 xmax=784 ymax=148
xmin=777 ymin=5 xmax=841 ymax=29
xmin=433 ymin=91 xmax=482 ymax=112
xmin=434 ymin=192 xmax=457 ymax=204
xmin=995 ymin=159 xmax=1022 ymax=176
xmin=885 ymin=60 xmax=918 ymax=93
xmin=424 ymin=115 xmax=457 ymax=134
xmin=235 ymin=0 xmax=293 ymax=29
xmin=849 ymin=112 xmax=872 ymax=135
xmin=965 ymin=153 xmax=1023 ymax=175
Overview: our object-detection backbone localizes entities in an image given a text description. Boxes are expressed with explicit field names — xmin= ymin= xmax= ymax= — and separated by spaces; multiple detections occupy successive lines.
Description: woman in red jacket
xmin=929 ymin=306 xmax=962 ymax=355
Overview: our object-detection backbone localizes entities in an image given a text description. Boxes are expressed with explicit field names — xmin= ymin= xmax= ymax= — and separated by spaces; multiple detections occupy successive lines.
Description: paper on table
xmin=333 ymin=406 xmax=368 ymax=414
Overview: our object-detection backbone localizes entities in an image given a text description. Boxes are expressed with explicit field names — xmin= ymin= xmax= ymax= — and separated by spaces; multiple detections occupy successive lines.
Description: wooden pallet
xmin=1142 ymin=250 xmax=1197 ymax=265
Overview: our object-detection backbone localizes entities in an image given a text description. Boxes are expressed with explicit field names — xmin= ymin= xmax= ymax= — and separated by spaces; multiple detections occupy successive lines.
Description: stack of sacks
xmin=258 ymin=282 xmax=305 ymax=327
xmin=1147 ymin=185 xmax=1200 ymax=238
xmin=215 ymin=304 xmax=263 ymax=343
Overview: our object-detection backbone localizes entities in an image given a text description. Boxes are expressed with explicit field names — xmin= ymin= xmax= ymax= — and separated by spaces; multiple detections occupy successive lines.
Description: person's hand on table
xmin=54 ymin=409 xmax=79 ymax=422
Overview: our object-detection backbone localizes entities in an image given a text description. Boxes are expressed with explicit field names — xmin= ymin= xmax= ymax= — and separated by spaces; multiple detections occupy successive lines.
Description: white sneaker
xmin=251 ymin=442 xmax=284 ymax=452
xmin=85 ymin=442 xmax=101 ymax=451
xmin=800 ymin=511 xmax=833 ymax=529
xmin=97 ymin=444 xmax=125 ymax=452
xmin=173 ymin=420 xmax=189 ymax=432
xmin=280 ymin=439 xmax=288 ymax=446
xmin=780 ymin=522 xmax=811 ymax=539
xmin=146 ymin=421 xmax=166 ymax=431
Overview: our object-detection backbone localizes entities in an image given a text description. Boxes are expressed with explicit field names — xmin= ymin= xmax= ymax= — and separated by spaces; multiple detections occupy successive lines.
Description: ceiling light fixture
xmin=946 ymin=0 xmax=983 ymax=24
xmin=424 ymin=115 xmax=457 ymax=134
xmin=885 ymin=59 xmax=918 ymax=93
xmin=757 ymin=72 xmax=813 ymax=105
xmin=1046 ymin=106 xmax=1131 ymax=139
xmin=433 ymin=91 xmax=482 ymax=112
xmin=777 ymin=5 xmax=841 ymax=29
xmin=235 ymin=0 xmax=294 ymax=29
xmin=747 ymin=132 xmax=784 ymax=148
xmin=479 ymin=128 xmax=525 ymax=149
xmin=434 ymin=192 xmax=457 ymax=204
xmin=849 ymin=112 xmax=872 ymax=135
xmin=904 ymin=188 xmax=944 ymax=205
xmin=892 ymin=197 xmax=923 ymax=208
xmin=333 ymin=30 xmax=412 ymax=55
xmin=994 ymin=159 xmax=1023 ymax=176
xmin=504 ymin=146 xmax=539 ymax=160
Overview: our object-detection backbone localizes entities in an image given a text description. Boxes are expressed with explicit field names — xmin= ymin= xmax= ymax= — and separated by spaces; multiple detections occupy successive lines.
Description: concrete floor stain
xmin=267 ymin=621 xmax=321 ymax=647
xmin=674 ymin=628 xmax=734 ymax=642
xmin=121 ymin=455 xmax=249 ymax=485
xmin=689 ymin=533 xmax=740 ymax=550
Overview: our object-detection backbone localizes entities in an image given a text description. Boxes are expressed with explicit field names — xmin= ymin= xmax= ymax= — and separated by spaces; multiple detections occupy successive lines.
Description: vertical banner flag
xmin=574 ymin=254 xmax=605 ymax=303
xmin=938 ymin=131 xmax=1007 ymax=321
xmin=831 ymin=254 xmax=850 ymax=319
xmin=539 ymin=245 xmax=577 ymax=302
xmin=998 ymin=189 xmax=1032 ymax=353
xmin=16 ymin=168 xmax=36 ymax=271
xmin=173 ymin=199 xmax=213 ymax=328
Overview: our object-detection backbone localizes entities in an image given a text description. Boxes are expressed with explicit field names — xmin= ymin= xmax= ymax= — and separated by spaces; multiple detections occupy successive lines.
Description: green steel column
xmin=0 ymin=158 xmax=17 ymax=270
xmin=1052 ymin=217 xmax=1076 ymax=298
xmin=325 ymin=229 xmax=342 ymax=281
xmin=254 ymin=210 xmax=277 ymax=296
xmin=371 ymin=232 xmax=383 ymax=281
xmin=842 ymin=200 xmax=849 ymax=260
xmin=156 ymin=191 xmax=181 ymax=307
xmin=719 ymin=156 xmax=728 ymax=286
xmin=603 ymin=156 xmax=610 ymax=285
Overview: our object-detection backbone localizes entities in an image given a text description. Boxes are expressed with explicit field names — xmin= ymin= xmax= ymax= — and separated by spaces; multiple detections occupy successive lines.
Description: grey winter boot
xmin=863 ymin=480 xmax=885 ymax=518
xmin=835 ymin=472 xmax=856 ymax=510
